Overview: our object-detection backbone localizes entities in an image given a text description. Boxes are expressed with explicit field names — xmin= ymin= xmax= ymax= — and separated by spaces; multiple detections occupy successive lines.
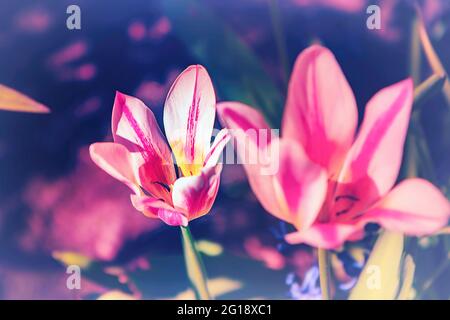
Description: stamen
xmin=335 ymin=195 xmax=360 ymax=202
xmin=334 ymin=194 xmax=360 ymax=217
xmin=336 ymin=209 xmax=350 ymax=216
xmin=152 ymin=181 xmax=171 ymax=192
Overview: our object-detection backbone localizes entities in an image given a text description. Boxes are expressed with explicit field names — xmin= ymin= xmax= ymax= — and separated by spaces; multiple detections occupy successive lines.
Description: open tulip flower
xmin=218 ymin=45 xmax=450 ymax=249
xmin=90 ymin=65 xmax=229 ymax=227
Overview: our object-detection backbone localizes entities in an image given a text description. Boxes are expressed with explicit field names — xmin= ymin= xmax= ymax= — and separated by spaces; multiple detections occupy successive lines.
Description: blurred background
xmin=0 ymin=0 xmax=449 ymax=299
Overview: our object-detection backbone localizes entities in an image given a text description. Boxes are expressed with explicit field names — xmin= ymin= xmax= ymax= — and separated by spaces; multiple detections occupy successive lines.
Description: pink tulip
xmin=90 ymin=65 xmax=229 ymax=226
xmin=218 ymin=45 xmax=450 ymax=249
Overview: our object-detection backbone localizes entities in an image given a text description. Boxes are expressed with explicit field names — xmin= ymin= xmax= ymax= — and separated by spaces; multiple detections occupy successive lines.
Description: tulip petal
xmin=337 ymin=79 xmax=413 ymax=207
xmin=164 ymin=65 xmax=216 ymax=176
xmin=285 ymin=223 xmax=361 ymax=249
xmin=0 ymin=84 xmax=50 ymax=113
xmin=111 ymin=91 xmax=176 ymax=200
xmin=172 ymin=164 xmax=222 ymax=221
xmin=217 ymin=101 xmax=273 ymax=144
xmin=204 ymin=128 xmax=230 ymax=168
xmin=272 ymin=139 xmax=328 ymax=230
xmin=217 ymin=101 xmax=280 ymax=215
xmin=363 ymin=179 xmax=450 ymax=236
xmin=282 ymin=45 xmax=357 ymax=175
xmin=219 ymin=103 xmax=328 ymax=229
xmin=157 ymin=210 xmax=189 ymax=227
xmin=89 ymin=142 xmax=140 ymax=194
xmin=131 ymin=194 xmax=188 ymax=226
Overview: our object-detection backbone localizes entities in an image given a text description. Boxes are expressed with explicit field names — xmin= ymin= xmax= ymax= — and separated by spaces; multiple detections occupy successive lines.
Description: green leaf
xmin=127 ymin=253 xmax=287 ymax=299
xmin=52 ymin=251 xmax=92 ymax=268
xmin=397 ymin=255 xmax=416 ymax=300
xmin=180 ymin=226 xmax=211 ymax=300
xmin=97 ymin=290 xmax=137 ymax=300
xmin=52 ymin=251 xmax=131 ymax=293
xmin=415 ymin=7 xmax=450 ymax=107
xmin=349 ymin=232 xmax=405 ymax=300
xmin=163 ymin=0 xmax=283 ymax=126
xmin=0 ymin=84 xmax=50 ymax=113
xmin=196 ymin=240 xmax=224 ymax=256
xmin=53 ymin=249 xmax=287 ymax=299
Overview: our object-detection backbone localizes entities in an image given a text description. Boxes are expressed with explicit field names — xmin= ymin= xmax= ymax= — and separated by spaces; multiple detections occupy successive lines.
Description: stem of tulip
xmin=180 ymin=226 xmax=211 ymax=300
xmin=318 ymin=248 xmax=331 ymax=300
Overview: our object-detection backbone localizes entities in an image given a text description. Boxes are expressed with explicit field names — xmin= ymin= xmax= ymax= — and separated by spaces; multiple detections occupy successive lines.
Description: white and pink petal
xmin=204 ymin=128 xmax=230 ymax=168
xmin=171 ymin=164 xmax=222 ymax=221
xmin=89 ymin=142 xmax=140 ymax=195
xmin=131 ymin=194 xmax=188 ymax=226
xmin=163 ymin=65 xmax=216 ymax=176
xmin=111 ymin=91 xmax=176 ymax=199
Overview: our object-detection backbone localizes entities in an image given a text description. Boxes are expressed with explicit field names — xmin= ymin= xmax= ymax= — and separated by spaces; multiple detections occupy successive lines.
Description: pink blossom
xmin=47 ymin=41 xmax=88 ymax=68
xmin=292 ymin=0 xmax=366 ymax=13
xmin=75 ymin=63 xmax=97 ymax=81
xmin=90 ymin=65 xmax=230 ymax=226
xmin=244 ymin=236 xmax=286 ymax=270
xmin=13 ymin=7 xmax=51 ymax=33
xmin=128 ymin=21 xmax=147 ymax=42
xmin=148 ymin=17 xmax=171 ymax=40
xmin=218 ymin=45 xmax=450 ymax=249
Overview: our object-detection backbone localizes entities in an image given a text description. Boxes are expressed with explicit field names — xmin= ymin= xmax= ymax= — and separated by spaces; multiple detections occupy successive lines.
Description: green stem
xmin=268 ymin=0 xmax=289 ymax=88
xmin=409 ymin=13 xmax=421 ymax=86
xmin=180 ymin=226 xmax=211 ymax=300
xmin=318 ymin=248 xmax=331 ymax=300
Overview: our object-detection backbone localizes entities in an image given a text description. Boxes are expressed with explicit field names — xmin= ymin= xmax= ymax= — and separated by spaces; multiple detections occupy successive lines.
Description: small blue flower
xmin=286 ymin=266 xmax=322 ymax=300
xmin=335 ymin=247 xmax=369 ymax=292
